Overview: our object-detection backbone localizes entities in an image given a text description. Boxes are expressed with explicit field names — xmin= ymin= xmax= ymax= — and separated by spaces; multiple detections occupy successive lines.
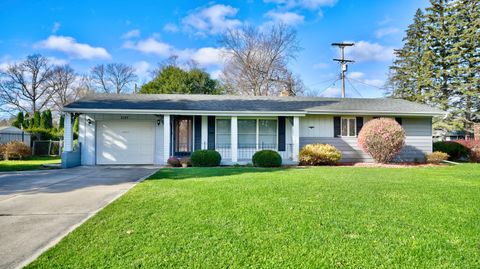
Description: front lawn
xmin=0 ymin=156 xmax=60 ymax=172
xmin=28 ymin=165 xmax=480 ymax=268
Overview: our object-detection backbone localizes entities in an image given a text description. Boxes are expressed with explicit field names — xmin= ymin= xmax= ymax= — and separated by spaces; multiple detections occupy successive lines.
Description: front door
xmin=173 ymin=116 xmax=193 ymax=156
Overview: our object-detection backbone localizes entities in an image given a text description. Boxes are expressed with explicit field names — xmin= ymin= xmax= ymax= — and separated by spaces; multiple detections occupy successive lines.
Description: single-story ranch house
xmin=61 ymin=94 xmax=444 ymax=167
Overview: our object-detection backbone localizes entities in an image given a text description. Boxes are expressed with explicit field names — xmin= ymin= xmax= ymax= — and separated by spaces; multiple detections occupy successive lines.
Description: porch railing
xmin=172 ymin=143 xmax=295 ymax=162
xmin=217 ymin=143 xmax=294 ymax=162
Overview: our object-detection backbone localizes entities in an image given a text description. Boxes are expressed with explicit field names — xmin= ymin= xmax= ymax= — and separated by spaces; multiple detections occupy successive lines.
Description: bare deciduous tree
xmin=219 ymin=24 xmax=302 ymax=96
xmin=0 ymin=54 xmax=54 ymax=113
xmin=90 ymin=63 xmax=137 ymax=93
xmin=48 ymin=65 xmax=77 ymax=110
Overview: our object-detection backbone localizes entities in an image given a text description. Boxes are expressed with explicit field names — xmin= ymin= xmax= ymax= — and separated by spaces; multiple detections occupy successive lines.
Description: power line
xmin=312 ymin=78 xmax=341 ymax=96
xmin=348 ymin=77 xmax=386 ymax=90
xmin=307 ymin=76 xmax=340 ymax=87
xmin=346 ymin=77 xmax=363 ymax=97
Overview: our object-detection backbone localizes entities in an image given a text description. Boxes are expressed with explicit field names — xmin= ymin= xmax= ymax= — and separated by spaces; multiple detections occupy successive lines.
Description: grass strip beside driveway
xmin=0 ymin=156 xmax=60 ymax=172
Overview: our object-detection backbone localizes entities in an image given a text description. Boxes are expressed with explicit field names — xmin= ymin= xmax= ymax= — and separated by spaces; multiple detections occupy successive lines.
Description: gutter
xmin=62 ymin=108 xmax=306 ymax=117
xmin=63 ymin=107 xmax=445 ymax=117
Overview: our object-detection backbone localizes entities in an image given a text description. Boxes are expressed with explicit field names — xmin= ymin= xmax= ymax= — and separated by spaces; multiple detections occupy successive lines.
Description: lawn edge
xmin=17 ymin=168 xmax=159 ymax=269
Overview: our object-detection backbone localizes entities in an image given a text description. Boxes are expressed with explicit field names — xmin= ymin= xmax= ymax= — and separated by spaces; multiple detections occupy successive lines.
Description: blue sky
xmin=0 ymin=0 xmax=429 ymax=98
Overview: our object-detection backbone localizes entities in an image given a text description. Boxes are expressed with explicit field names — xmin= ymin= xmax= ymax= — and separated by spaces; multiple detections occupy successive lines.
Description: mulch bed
xmin=337 ymin=162 xmax=445 ymax=168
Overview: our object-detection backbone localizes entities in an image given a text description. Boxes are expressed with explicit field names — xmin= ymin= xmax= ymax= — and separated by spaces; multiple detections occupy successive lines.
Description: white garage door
xmin=97 ymin=120 xmax=155 ymax=165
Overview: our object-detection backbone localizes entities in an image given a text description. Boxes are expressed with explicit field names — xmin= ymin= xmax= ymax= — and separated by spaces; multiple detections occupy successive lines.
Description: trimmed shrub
xmin=455 ymin=140 xmax=480 ymax=163
xmin=191 ymin=150 xmax=222 ymax=167
xmin=252 ymin=150 xmax=282 ymax=167
xmin=358 ymin=118 xmax=405 ymax=163
xmin=27 ymin=127 xmax=62 ymax=141
xmin=299 ymin=144 xmax=342 ymax=165
xmin=426 ymin=151 xmax=449 ymax=164
xmin=167 ymin=156 xmax=180 ymax=167
xmin=432 ymin=141 xmax=469 ymax=161
xmin=180 ymin=157 xmax=192 ymax=167
xmin=3 ymin=141 xmax=31 ymax=160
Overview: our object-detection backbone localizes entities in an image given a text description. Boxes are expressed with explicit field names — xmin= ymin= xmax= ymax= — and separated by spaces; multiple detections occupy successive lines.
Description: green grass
xmin=0 ymin=156 xmax=60 ymax=171
xmin=28 ymin=165 xmax=480 ymax=268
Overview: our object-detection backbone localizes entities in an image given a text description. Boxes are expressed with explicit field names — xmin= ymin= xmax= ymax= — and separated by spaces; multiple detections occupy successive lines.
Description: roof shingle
xmin=64 ymin=94 xmax=444 ymax=115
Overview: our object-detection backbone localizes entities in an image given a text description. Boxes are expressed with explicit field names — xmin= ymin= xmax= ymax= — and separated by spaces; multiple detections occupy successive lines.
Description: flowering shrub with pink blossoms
xmin=357 ymin=118 xmax=406 ymax=163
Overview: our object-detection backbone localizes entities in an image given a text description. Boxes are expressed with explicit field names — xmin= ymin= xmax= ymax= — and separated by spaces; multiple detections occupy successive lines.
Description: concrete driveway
xmin=0 ymin=166 xmax=158 ymax=269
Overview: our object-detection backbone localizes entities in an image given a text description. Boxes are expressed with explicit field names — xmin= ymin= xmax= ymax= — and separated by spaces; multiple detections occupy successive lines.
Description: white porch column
xmin=231 ymin=116 xmax=238 ymax=162
xmin=63 ymin=112 xmax=73 ymax=152
xmin=201 ymin=115 xmax=208 ymax=149
xmin=163 ymin=114 xmax=171 ymax=164
xmin=292 ymin=116 xmax=300 ymax=162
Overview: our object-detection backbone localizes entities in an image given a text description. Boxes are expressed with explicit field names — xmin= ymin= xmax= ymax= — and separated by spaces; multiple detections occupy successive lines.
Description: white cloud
xmin=190 ymin=47 xmax=227 ymax=66
xmin=264 ymin=0 xmax=337 ymax=10
xmin=349 ymin=71 xmax=364 ymax=80
xmin=133 ymin=61 xmax=151 ymax=81
xmin=124 ymin=37 xmax=226 ymax=67
xmin=182 ymin=4 xmax=241 ymax=35
xmin=163 ymin=23 xmax=179 ymax=33
xmin=122 ymin=29 xmax=141 ymax=39
xmin=264 ymin=10 xmax=304 ymax=25
xmin=0 ymin=62 xmax=9 ymax=72
xmin=210 ymin=69 xmax=222 ymax=79
xmin=35 ymin=35 xmax=111 ymax=60
xmin=320 ymin=87 xmax=342 ymax=97
xmin=123 ymin=37 xmax=173 ymax=57
xmin=375 ymin=27 xmax=400 ymax=38
xmin=52 ymin=22 xmax=61 ymax=34
xmin=364 ymin=79 xmax=384 ymax=88
xmin=345 ymin=41 xmax=394 ymax=62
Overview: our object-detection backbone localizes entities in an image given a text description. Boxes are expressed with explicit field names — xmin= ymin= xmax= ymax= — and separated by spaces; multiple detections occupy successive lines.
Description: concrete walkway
xmin=0 ymin=166 xmax=158 ymax=269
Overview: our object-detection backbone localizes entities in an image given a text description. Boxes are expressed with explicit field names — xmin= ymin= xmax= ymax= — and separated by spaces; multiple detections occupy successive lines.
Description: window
xmin=237 ymin=119 xmax=277 ymax=149
xmin=341 ymin=117 xmax=356 ymax=137
xmin=238 ymin=119 xmax=256 ymax=148
xmin=259 ymin=119 xmax=277 ymax=147
xmin=216 ymin=119 xmax=231 ymax=147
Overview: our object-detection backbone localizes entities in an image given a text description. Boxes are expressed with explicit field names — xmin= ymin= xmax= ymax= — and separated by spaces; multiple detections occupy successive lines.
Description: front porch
xmin=167 ymin=115 xmax=300 ymax=165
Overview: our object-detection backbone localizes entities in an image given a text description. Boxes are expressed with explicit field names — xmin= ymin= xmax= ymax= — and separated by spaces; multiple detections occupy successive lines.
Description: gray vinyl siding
xmin=299 ymin=117 xmax=433 ymax=163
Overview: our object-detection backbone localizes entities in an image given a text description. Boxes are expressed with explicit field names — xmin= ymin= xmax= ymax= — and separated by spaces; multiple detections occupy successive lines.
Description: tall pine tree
xmin=388 ymin=0 xmax=480 ymax=134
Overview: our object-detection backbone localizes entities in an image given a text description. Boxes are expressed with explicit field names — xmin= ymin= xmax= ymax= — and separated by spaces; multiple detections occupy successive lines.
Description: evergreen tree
xmin=41 ymin=109 xmax=53 ymax=129
xmin=12 ymin=112 xmax=24 ymax=129
xmin=41 ymin=111 xmax=48 ymax=129
xmin=448 ymin=0 xmax=480 ymax=131
xmin=140 ymin=66 xmax=222 ymax=94
xmin=73 ymin=116 xmax=79 ymax=136
xmin=388 ymin=9 xmax=431 ymax=103
xmin=387 ymin=0 xmax=480 ymax=134
xmin=23 ymin=113 xmax=30 ymax=129
xmin=33 ymin=111 xmax=41 ymax=128
xmin=59 ymin=114 xmax=65 ymax=129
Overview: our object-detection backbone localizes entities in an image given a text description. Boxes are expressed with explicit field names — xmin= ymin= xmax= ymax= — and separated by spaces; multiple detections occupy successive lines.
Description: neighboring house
xmin=433 ymin=130 xmax=471 ymax=142
xmin=61 ymin=94 xmax=444 ymax=167
xmin=0 ymin=126 xmax=31 ymax=146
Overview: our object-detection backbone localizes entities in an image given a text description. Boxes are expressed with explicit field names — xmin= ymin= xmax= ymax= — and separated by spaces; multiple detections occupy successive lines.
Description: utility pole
xmin=332 ymin=42 xmax=354 ymax=98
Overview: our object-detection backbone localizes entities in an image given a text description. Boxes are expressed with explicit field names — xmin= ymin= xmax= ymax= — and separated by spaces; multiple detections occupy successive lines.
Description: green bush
xmin=433 ymin=141 xmax=469 ymax=161
xmin=299 ymin=144 xmax=342 ymax=165
xmin=252 ymin=150 xmax=282 ymax=167
xmin=426 ymin=151 xmax=449 ymax=164
xmin=27 ymin=127 xmax=62 ymax=141
xmin=191 ymin=150 xmax=222 ymax=167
